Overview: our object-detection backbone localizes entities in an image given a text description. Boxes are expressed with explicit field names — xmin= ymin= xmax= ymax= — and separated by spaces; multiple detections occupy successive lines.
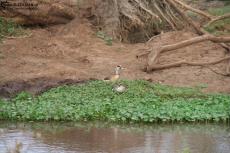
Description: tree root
xmin=206 ymin=66 xmax=230 ymax=77
xmin=115 ymin=0 xmax=230 ymax=75
xmin=166 ymin=0 xmax=204 ymax=35
xmin=146 ymin=35 xmax=230 ymax=73
xmin=147 ymin=56 xmax=230 ymax=71
xmin=205 ymin=13 xmax=230 ymax=27
xmin=167 ymin=0 xmax=230 ymax=51
xmin=173 ymin=0 xmax=214 ymax=19
xmin=91 ymin=0 xmax=229 ymax=44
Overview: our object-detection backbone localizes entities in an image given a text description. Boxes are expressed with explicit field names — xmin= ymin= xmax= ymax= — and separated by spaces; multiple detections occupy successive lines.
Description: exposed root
xmin=91 ymin=0 xmax=229 ymax=44
xmin=166 ymin=0 xmax=203 ymax=35
xmin=173 ymin=0 xmax=214 ymax=19
xmin=93 ymin=0 xmax=192 ymax=42
xmin=226 ymin=59 xmax=230 ymax=75
xmin=146 ymin=35 xmax=230 ymax=73
xmin=205 ymin=13 xmax=230 ymax=27
xmin=152 ymin=1 xmax=176 ymax=30
xmin=133 ymin=0 xmax=160 ymax=20
xmin=206 ymin=66 xmax=230 ymax=77
xmin=148 ymin=56 xmax=230 ymax=71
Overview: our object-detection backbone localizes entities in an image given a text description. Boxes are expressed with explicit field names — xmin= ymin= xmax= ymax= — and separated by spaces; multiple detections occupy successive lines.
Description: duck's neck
xmin=115 ymin=70 xmax=120 ymax=75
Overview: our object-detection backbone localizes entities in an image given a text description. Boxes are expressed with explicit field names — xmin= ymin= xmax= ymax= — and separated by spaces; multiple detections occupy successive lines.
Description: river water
xmin=0 ymin=122 xmax=229 ymax=153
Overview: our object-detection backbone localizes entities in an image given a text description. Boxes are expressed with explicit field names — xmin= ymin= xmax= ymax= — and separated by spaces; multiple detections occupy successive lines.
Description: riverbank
xmin=0 ymin=80 xmax=229 ymax=122
xmin=0 ymin=2 xmax=230 ymax=94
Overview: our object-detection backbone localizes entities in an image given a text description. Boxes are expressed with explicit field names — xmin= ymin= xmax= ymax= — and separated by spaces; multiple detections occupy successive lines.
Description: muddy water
xmin=0 ymin=122 xmax=229 ymax=153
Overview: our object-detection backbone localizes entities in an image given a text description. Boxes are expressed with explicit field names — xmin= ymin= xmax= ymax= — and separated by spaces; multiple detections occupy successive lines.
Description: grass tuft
xmin=0 ymin=17 xmax=25 ymax=41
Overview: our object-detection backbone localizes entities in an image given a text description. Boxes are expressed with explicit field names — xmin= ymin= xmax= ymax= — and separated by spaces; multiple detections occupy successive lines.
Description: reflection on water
xmin=0 ymin=122 xmax=229 ymax=153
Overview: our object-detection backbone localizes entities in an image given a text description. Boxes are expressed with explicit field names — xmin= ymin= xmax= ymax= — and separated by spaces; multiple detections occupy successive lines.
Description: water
xmin=0 ymin=122 xmax=229 ymax=153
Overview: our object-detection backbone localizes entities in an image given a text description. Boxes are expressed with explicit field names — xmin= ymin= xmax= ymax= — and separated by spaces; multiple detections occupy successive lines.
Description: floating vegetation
xmin=0 ymin=80 xmax=229 ymax=123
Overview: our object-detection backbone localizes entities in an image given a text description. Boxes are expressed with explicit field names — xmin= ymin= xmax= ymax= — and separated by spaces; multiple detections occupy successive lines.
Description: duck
xmin=113 ymin=84 xmax=127 ymax=93
xmin=104 ymin=65 xmax=125 ymax=82
xmin=104 ymin=65 xmax=127 ymax=93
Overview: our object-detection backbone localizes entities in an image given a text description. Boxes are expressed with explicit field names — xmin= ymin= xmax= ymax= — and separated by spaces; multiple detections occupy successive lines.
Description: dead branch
xmin=148 ymin=56 xmax=230 ymax=71
xmin=146 ymin=34 xmax=230 ymax=72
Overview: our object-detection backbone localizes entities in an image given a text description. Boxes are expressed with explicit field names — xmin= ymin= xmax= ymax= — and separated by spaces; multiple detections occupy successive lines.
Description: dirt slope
xmin=0 ymin=18 xmax=230 ymax=96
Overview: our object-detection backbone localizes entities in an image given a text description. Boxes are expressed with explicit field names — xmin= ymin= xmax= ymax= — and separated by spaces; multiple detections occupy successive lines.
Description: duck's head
xmin=115 ymin=65 xmax=125 ymax=75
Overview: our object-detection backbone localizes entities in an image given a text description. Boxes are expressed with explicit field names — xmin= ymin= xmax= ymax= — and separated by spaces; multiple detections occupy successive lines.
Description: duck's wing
xmin=110 ymin=75 xmax=119 ymax=82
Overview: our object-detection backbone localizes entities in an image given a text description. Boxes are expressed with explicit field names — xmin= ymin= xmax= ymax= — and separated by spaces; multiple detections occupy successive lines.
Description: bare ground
xmin=0 ymin=18 xmax=230 ymax=96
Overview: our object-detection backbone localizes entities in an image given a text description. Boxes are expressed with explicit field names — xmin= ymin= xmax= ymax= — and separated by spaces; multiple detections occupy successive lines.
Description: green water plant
xmin=0 ymin=80 xmax=229 ymax=122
